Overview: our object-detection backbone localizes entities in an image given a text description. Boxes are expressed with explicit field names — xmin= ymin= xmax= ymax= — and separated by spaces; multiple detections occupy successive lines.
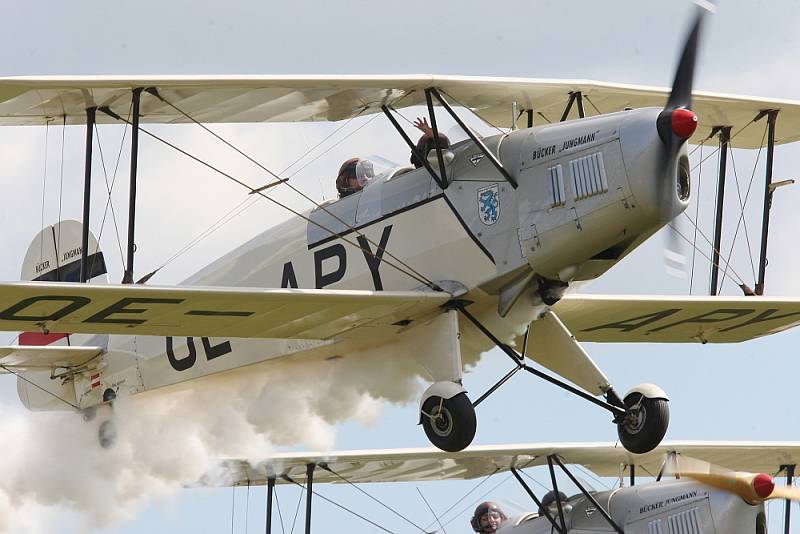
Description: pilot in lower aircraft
xmin=411 ymin=117 xmax=450 ymax=168
xmin=335 ymin=157 xmax=374 ymax=198
xmin=471 ymin=501 xmax=507 ymax=534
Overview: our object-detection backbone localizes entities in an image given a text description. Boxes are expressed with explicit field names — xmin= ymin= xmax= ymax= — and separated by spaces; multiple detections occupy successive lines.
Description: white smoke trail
xmin=0 ymin=342 xmax=430 ymax=534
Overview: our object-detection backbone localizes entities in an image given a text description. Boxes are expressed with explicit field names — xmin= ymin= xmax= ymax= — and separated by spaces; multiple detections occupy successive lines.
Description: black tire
xmin=421 ymin=393 xmax=477 ymax=452
xmin=617 ymin=392 xmax=669 ymax=454
xmin=99 ymin=420 xmax=117 ymax=449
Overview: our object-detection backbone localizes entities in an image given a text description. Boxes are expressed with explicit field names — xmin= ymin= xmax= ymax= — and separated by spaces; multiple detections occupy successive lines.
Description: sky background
xmin=2 ymin=0 xmax=800 ymax=533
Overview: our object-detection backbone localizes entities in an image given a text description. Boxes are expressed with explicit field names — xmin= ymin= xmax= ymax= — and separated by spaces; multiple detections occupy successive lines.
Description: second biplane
xmin=1 ymin=5 xmax=800 ymax=453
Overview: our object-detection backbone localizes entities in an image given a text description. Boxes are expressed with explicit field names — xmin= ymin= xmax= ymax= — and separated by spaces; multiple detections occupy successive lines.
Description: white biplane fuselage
xmin=18 ymin=107 xmax=687 ymax=420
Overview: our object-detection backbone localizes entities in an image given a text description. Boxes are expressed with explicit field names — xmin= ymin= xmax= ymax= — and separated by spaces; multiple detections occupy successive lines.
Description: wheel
xmin=421 ymin=393 xmax=476 ymax=452
xmin=617 ymin=392 xmax=669 ymax=454
xmin=98 ymin=420 xmax=117 ymax=449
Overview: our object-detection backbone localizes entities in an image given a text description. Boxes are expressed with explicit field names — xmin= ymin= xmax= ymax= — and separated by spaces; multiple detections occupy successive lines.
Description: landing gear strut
xmin=451 ymin=300 xmax=670 ymax=455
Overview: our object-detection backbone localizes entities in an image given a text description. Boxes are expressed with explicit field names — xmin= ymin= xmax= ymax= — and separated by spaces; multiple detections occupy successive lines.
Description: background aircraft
xmin=1 ymin=1 xmax=800 ymax=534
xmin=209 ymin=441 xmax=800 ymax=534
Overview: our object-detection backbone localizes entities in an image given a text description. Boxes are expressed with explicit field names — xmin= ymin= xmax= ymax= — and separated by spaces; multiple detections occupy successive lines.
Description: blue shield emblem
xmin=477 ymin=184 xmax=500 ymax=225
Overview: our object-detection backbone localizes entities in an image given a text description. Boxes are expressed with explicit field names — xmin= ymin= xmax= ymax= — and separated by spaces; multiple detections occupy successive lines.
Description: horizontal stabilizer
xmin=0 ymin=345 xmax=103 ymax=372
xmin=200 ymin=441 xmax=800 ymax=487
xmin=551 ymin=294 xmax=800 ymax=343
xmin=0 ymin=282 xmax=448 ymax=339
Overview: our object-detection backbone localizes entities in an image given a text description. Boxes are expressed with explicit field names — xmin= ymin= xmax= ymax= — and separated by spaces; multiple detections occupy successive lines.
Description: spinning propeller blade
xmin=656 ymin=3 xmax=712 ymax=146
xmin=669 ymin=455 xmax=800 ymax=504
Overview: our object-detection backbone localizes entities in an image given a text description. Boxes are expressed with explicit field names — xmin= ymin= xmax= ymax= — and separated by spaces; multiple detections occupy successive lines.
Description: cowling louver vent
xmin=667 ymin=507 xmax=701 ymax=534
xmin=570 ymin=151 xmax=608 ymax=200
xmin=548 ymin=164 xmax=566 ymax=207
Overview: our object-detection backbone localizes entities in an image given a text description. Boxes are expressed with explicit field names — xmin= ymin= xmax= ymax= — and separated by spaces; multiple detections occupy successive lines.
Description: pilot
xmin=470 ymin=501 xmax=506 ymax=534
xmin=335 ymin=157 xmax=374 ymax=198
xmin=538 ymin=490 xmax=572 ymax=518
xmin=411 ymin=117 xmax=451 ymax=168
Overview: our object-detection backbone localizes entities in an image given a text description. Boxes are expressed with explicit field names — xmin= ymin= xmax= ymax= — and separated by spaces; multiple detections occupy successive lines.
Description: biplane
xmin=1 ymin=5 xmax=800 ymax=454
xmin=207 ymin=441 xmax=800 ymax=534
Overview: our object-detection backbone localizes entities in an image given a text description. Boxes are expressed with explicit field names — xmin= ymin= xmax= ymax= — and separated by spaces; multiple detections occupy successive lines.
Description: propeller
xmin=655 ymin=3 xmax=713 ymax=147
xmin=667 ymin=455 xmax=800 ymax=504
xmin=655 ymin=3 xmax=715 ymax=266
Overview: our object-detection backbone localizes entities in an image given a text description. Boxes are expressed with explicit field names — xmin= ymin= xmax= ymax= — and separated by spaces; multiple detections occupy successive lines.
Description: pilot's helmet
xmin=470 ymin=501 xmax=506 ymax=533
xmin=539 ymin=490 xmax=572 ymax=517
xmin=336 ymin=157 xmax=361 ymax=198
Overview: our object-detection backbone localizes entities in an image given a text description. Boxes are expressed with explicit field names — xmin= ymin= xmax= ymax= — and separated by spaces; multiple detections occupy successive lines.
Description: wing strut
xmin=304 ymin=463 xmax=314 ymax=534
xmin=426 ymin=87 xmax=519 ymax=189
xmin=755 ymin=110 xmax=780 ymax=295
xmin=265 ymin=475 xmax=276 ymax=534
xmin=559 ymin=91 xmax=586 ymax=122
xmin=709 ymin=126 xmax=731 ymax=295
xmin=122 ymin=88 xmax=143 ymax=284
xmin=80 ymin=107 xmax=97 ymax=284
xmin=781 ymin=464 xmax=795 ymax=534
xmin=551 ymin=455 xmax=625 ymax=534
xmin=381 ymin=105 xmax=446 ymax=189
xmin=510 ymin=468 xmax=563 ymax=534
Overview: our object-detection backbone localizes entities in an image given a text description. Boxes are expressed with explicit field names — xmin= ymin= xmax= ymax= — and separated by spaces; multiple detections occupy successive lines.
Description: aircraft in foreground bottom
xmin=210 ymin=441 xmax=800 ymax=534
xmin=2 ymin=6 xmax=800 ymax=453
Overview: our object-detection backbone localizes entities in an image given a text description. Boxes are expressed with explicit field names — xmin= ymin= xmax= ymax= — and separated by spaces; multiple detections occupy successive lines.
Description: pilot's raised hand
xmin=413 ymin=117 xmax=434 ymax=137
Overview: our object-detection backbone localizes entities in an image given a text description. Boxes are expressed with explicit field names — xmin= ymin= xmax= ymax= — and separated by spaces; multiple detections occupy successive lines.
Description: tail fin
xmin=19 ymin=220 xmax=108 ymax=346
xmin=22 ymin=219 xmax=108 ymax=283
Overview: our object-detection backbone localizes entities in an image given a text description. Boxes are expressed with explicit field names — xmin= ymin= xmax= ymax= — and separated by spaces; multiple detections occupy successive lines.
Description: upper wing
xmin=0 ymin=345 xmax=103 ymax=372
xmin=551 ymin=294 xmax=800 ymax=343
xmin=0 ymin=75 xmax=798 ymax=148
xmin=0 ymin=282 xmax=448 ymax=339
xmin=201 ymin=441 xmax=800 ymax=487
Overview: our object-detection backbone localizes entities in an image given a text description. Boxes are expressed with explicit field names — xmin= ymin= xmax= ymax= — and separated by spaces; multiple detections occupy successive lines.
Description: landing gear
xmin=448 ymin=300 xmax=671 ymax=456
xmin=616 ymin=391 xmax=670 ymax=454
xmin=421 ymin=392 xmax=476 ymax=452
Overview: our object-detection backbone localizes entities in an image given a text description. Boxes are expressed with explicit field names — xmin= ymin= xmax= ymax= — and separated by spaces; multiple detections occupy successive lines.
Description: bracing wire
xmin=689 ymin=141 xmax=704 ymax=294
xmin=417 ymin=487 xmax=448 ymax=534
xmin=420 ymin=468 xmax=501 ymax=531
xmin=0 ymin=365 xmax=80 ymax=410
xmin=671 ymin=215 xmax=747 ymax=286
xmin=283 ymin=477 xmax=396 ymax=534
xmin=288 ymin=485 xmax=303 ymax=534
xmin=573 ymin=463 xmax=612 ymax=491
xmin=690 ymin=116 xmax=757 ymax=172
xmin=274 ymin=486 xmax=287 ymax=534
xmin=435 ymin=473 xmax=514 ymax=530
xmin=93 ymin=116 xmax=130 ymax=270
xmin=114 ymin=116 xmax=438 ymax=289
xmin=141 ymin=91 xmax=438 ymax=291
xmin=718 ymin=125 xmax=768 ymax=292
xmin=39 ymin=118 xmax=53 ymax=265
xmin=320 ymin=465 xmax=429 ymax=532
xmin=583 ymin=95 xmax=603 ymax=116
xmin=439 ymin=89 xmax=508 ymax=136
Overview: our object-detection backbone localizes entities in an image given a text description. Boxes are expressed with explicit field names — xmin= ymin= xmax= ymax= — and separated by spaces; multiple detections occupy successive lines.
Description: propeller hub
xmin=671 ymin=108 xmax=698 ymax=139
xmin=752 ymin=473 xmax=775 ymax=499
